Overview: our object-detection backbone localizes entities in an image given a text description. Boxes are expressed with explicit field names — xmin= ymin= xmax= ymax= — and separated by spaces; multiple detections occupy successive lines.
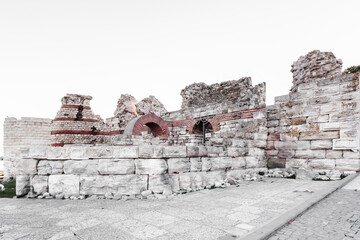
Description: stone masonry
xmin=2 ymin=50 xmax=360 ymax=199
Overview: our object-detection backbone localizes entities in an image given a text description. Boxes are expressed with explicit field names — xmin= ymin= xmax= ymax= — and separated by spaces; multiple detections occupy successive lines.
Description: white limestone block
xmin=31 ymin=175 xmax=48 ymax=195
xmin=28 ymin=147 xmax=47 ymax=159
xmin=309 ymin=159 xmax=335 ymax=170
xmin=47 ymin=147 xmax=69 ymax=159
xmin=336 ymin=159 xmax=360 ymax=171
xmin=231 ymin=157 xmax=246 ymax=170
xmin=37 ymin=160 xmax=63 ymax=175
xmin=87 ymin=146 xmax=114 ymax=159
xmin=210 ymin=157 xmax=232 ymax=170
xmin=98 ymin=159 xmax=135 ymax=175
xmin=333 ymin=139 xmax=358 ymax=150
xmin=135 ymin=159 xmax=167 ymax=175
xmin=325 ymin=150 xmax=343 ymax=159
xmin=245 ymin=157 xmax=259 ymax=168
xmin=69 ymin=146 xmax=89 ymax=160
xmin=148 ymin=174 xmax=171 ymax=194
xmin=109 ymin=175 xmax=148 ymax=195
xmin=80 ymin=175 xmax=109 ymax=195
xmin=167 ymin=158 xmax=190 ymax=174
xmin=49 ymin=175 xmax=79 ymax=198
xmin=295 ymin=150 xmax=325 ymax=159
xmin=113 ymin=146 xmax=139 ymax=158
xmin=190 ymin=157 xmax=202 ymax=172
xmin=16 ymin=159 xmax=38 ymax=175
xmin=205 ymin=171 xmax=226 ymax=186
xmin=310 ymin=140 xmax=332 ymax=150
xmin=163 ymin=146 xmax=187 ymax=158
xmin=201 ymin=157 xmax=212 ymax=171
xmin=286 ymin=159 xmax=308 ymax=169
xmin=63 ymin=160 xmax=99 ymax=175
xmin=16 ymin=175 xmax=30 ymax=196
xmin=228 ymin=147 xmax=248 ymax=157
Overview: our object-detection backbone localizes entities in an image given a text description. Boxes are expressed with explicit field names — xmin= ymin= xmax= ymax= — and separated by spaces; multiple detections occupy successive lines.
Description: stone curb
xmin=242 ymin=173 xmax=359 ymax=240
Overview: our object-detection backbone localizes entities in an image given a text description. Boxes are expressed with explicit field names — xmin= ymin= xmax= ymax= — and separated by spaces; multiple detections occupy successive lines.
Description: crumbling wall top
xmin=291 ymin=50 xmax=343 ymax=92
xmin=61 ymin=94 xmax=92 ymax=107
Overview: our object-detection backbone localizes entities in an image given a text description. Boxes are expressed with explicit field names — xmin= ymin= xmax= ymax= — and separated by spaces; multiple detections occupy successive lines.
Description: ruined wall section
xmin=180 ymin=77 xmax=265 ymax=110
xmin=267 ymin=50 xmax=360 ymax=173
xmin=3 ymin=117 xmax=52 ymax=177
xmin=16 ymin=144 xmax=271 ymax=199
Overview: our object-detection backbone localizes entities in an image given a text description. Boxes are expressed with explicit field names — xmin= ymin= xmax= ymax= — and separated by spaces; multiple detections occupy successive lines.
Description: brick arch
xmin=130 ymin=114 xmax=169 ymax=136
xmin=188 ymin=118 xmax=220 ymax=134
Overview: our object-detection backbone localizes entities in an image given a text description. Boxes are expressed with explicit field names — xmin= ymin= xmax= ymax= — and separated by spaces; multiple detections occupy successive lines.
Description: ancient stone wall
xmin=267 ymin=51 xmax=360 ymax=174
xmin=16 ymin=145 xmax=270 ymax=199
xmin=3 ymin=117 xmax=52 ymax=177
xmin=180 ymin=77 xmax=265 ymax=110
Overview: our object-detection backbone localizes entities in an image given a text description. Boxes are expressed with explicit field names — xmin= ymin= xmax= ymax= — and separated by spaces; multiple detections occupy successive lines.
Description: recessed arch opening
xmin=192 ymin=120 xmax=213 ymax=135
xmin=145 ymin=122 xmax=163 ymax=137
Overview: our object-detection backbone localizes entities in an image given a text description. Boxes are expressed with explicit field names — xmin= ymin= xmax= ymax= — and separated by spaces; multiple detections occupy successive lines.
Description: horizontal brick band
xmin=61 ymin=105 xmax=91 ymax=110
xmin=53 ymin=118 xmax=99 ymax=122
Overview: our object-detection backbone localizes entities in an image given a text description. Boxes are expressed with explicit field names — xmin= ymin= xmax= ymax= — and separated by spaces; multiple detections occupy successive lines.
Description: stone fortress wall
xmin=3 ymin=50 xmax=360 ymax=199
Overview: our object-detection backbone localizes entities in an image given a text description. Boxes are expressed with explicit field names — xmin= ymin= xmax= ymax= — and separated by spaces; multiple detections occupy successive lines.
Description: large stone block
xmin=309 ymin=159 xmax=335 ymax=170
xmin=135 ymin=159 xmax=167 ymax=175
xmin=28 ymin=147 xmax=47 ymax=159
xmin=210 ymin=157 xmax=232 ymax=170
xmin=69 ymin=146 xmax=89 ymax=160
xmin=31 ymin=175 xmax=48 ymax=195
xmin=80 ymin=176 xmax=109 ymax=195
xmin=16 ymin=159 xmax=38 ymax=175
xmin=163 ymin=146 xmax=187 ymax=158
xmin=274 ymin=141 xmax=310 ymax=150
xmin=113 ymin=146 xmax=139 ymax=158
xmin=47 ymin=147 xmax=69 ymax=159
xmin=277 ymin=150 xmax=295 ymax=159
xmin=299 ymin=131 xmax=339 ymax=140
xmin=16 ymin=175 xmax=30 ymax=196
xmin=205 ymin=171 xmax=226 ymax=186
xmin=87 ymin=146 xmax=114 ymax=159
xmin=314 ymin=85 xmax=339 ymax=97
xmin=37 ymin=160 xmax=63 ymax=175
xmin=231 ymin=157 xmax=246 ymax=169
xmin=109 ymin=175 xmax=148 ymax=195
xmin=49 ymin=175 xmax=80 ymax=198
xmin=295 ymin=150 xmax=325 ymax=159
xmin=286 ymin=159 xmax=308 ymax=169
xmin=326 ymin=150 xmax=343 ymax=159
xmin=64 ymin=160 xmax=99 ymax=175
xmin=343 ymin=151 xmax=360 ymax=159
xmin=245 ymin=157 xmax=259 ymax=168
xmin=179 ymin=172 xmax=206 ymax=190
xmin=228 ymin=147 xmax=248 ymax=157
xmin=311 ymin=140 xmax=333 ymax=150
xmin=148 ymin=174 xmax=171 ymax=194
xmin=138 ymin=146 xmax=164 ymax=158
xmin=169 ymin=174 xmax=180 ymax=192
xmin=206 ymin=146 xmax=222 ymax=157
xmin=167 ymin=158 xmax=190 ymax=174
xmin=333 ymin=139 xmax=358 ymax=150
xmin=98 ymin=159 xmax=135 ymax=175
xmin=336 ymin=159 xmax=360 ymax=171
xmin=190 ymin=158 xmax=202 ymax=172
xmin=201 ymin=157 xmax=212 ymax=171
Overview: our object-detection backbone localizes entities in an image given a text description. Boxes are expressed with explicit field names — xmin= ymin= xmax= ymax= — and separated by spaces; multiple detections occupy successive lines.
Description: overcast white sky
xmin=1 ymin=0 xmax=359 ymax=156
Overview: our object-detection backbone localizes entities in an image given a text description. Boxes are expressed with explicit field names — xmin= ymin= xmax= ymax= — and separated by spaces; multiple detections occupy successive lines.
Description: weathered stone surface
xmin=113 ymin=94 xmax=137 ymax=129
xmin=87 ymin=146 xmax=114 ymax=159
xmin=163 ymin=146 xmax=187 ymax=158
xmin=49 ymin=175 xmax=79 ymax=198
xmin=136 ymin=95 xmax=167 ymax=116
xmin=311 ymin=140 xmax=333 ymax=150
xmin=47 ymin=147 xmax=69 ymax=159
xmin=148 ymin=174 xmax=171 ymax=194
xmin=205 ymin=171 xmax=226 ymax=186
xmin=343 ymin=151 xmax=360 ymax=159
xmin=31 ymin=175 xmax=48 ymax=195
xmin=309 ymin=159 xmax=335 ymax=170
xmin=274 ymin=141 xmax=310 ymax=150
xmin=210 ymin=157 xmax=232 ymax=170
xmin=201 ymin=157 xmax=212 ymax=171
xmin=16 ymin=175 xmax=30 ymax=196
xmin=231 ymin=157 xmax=246 ymax=169
xmin=169 ymin=174 xmax=180 ymax=192
xmin=138 ymin=146 xmax=154 ymax=158
xmin=190 ymin=158 xmax=202 ymax=172
xmin=113 ymin=146 xmax=138 ymax=158
xmin=286 ymin=159 xmax=308 ymax=169
xmin=135 ymin=159 xmax=167 ymax=175
xmin=37 ymin=160 xmax=63 ymax=175
xmin=336 ymin=159 xmax=360 ymax=171
xmin=299 ymin=131 xmax=339 ymax=140
xmin=109 ymin=175 xmax=148 ymax=195
xmin=69 ymin=147 xmax=89 ymax=160
xmin=63 ymin=160 xmax=99 ymax=175
xmin=326 ymin=150 xmax=342 ymax=159
xmin=245 ymin=157 xmax=259 ymax=168
xmin=278 ymin=150 xmax=295 ymax=159
xmin=179 ymin=172 xmax=206 ymax=190
xmin=98 ymin=159 xmax=135 ymax=175
xmin=16 ymin=159 xmax=38 ymax=175
xmin=228 ymin=147 xmax=248 ymax=157
xmin=295 ymin=150 xmax=325 ymax=159
xmin=28 ymin=147 xmax=47 ymax=159
xmin=167 ymin=158 xmax=190 ymax=174
xmin=79 ymin=175 xmax=109 ymax=195
xmin=333 ymin=139 xmax=358 ymax=150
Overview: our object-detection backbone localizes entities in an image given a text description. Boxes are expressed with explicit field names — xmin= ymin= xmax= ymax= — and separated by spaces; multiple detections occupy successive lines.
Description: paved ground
xmin=0 ymin=178 xmax=350 ymax=240
xmin=268 ymin=175 xmax=360 ymax=240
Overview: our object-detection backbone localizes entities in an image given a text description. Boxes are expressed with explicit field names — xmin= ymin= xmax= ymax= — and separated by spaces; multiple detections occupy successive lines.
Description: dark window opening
xmin=145 ymin=122 xmax=163 ymax=137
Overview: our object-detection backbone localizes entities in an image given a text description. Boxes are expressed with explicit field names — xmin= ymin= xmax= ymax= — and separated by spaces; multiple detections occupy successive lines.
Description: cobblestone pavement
xmin=0 ymin=178 xmax=341 ymax=240
xmin=268 ymin=175 xmax=360 ymax=240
